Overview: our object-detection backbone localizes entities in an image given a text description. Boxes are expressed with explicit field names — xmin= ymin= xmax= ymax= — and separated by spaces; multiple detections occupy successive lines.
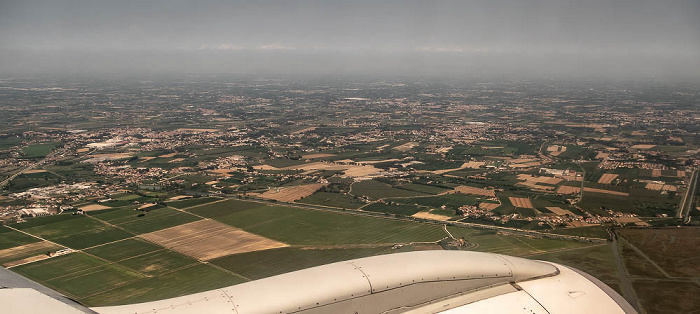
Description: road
xmin=677 ymin=169 xmax=698 ymax=224
xmin=0 ymin=148 xmax=67 ymax=189
xmin=610 ymin=232 xmax=640 ymax=312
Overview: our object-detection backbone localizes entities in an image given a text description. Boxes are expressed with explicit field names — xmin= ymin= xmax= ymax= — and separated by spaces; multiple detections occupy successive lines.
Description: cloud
xmin=414 ymin=46 xmax=493 ymax=53
xmin=256 ymin=44 xmax=295 ymax=51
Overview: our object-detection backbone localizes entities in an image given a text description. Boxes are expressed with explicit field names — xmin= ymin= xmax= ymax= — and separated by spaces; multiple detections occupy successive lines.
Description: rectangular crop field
xmin=297 ymin=192 xmax=366 ymax=209
xmin=210 ymin=247 xmax=394 ymax=280
xmin=351 ymin=180 xmax=428 ymax=199
xmin=166 ymin=197 xmax=221 ymax=209
xmin=90 ymin=206 xmax=201 ymax=234
xmin=139 ymin=219 xmax=288 ymax=260
xmin=0 ymin=241 xmax=62 ymax=266
xmin=0 ymin=226 xmax=41 ymax=250
xmin=508 ymin=197 xmax=534 ymax=209
xmin=185 ymin=198 xmax=266 ymax=218
xmin=453 ymin=185 xmax=496 ymax=197
xmin=597 ymin=173 xmax=619 ymax=184
xmin=13 ymin=215 xmax=132 ymax=249
xmin=210 ymin=203 xmax=447 ymax=245
xmin=12 ymin=253 xmax=145 ymax=299
xmin=257 ymin=183 xmax=326 ymax=202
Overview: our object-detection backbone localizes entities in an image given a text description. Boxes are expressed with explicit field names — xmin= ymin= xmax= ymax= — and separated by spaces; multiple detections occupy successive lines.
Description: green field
xmin=89 ymin=206 xmax=201 ymax=234
xmin=447 ymin=227 xmax=592 ymax=256
xmin=298 ymin=192 xmax=366 ymax=209
xmin=362 ymin=202 xmax=423 ymax=216
xmin=550 ymin=226 xmax=609 ymax=239
xmin=206 ymin=202 xmax=446 ymax=245
xmin=13 ymin=215 xmax=132 ymax=249
xmin=530 ymin=245 xmax=620 ymax=293
xmin=396 ymin=183 xmax=451 ymax=194
xmin=166 ymin=196 xmax=221 ymax=209
xmin=81 ymin=264 xmax=246 ymax=306
xmin=351 ymin=179 xmax=428 ymax=199
xmin=12 ymin=253 xmax=145 ymax=299
xmin=186 ymin=198 xmax=266 ymax=217
xmin=211 ymin=247 xmax=394 ymax=280
xmin=0 ymin=226 xmax=40 ymax=250
xmin=391 ymin=194 xmax=483 ymax=211
xmin=22 ymin=142 xmax=60 ymax=158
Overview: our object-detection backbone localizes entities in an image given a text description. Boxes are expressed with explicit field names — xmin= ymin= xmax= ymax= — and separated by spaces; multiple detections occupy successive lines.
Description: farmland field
xmin=89 ymin=206 xmax=201 ymax=234
xmin=393 ymin=194 xmax=482 ymax=210
xmin=208 ymin=203 xmax=446 ymax=245
xmin=297 ymin=191 xmax=366 ymax=209
xmin=0 ymin=226 xmax=40 ymax=250
xmin=22 ymin=142 xmax=60 ymax=158
xmin=0 ymin=241 xmax=62 ymax=265
xmin=185 ymin=198 xmax=266 ymax=217
xmin=210 ymin=247 xmax=394 ymax=280
xmin=351 ymin=179 xmax=428 ymax=199
xmin=166 ymin=196 xmax=221 ymax=209
xmin=140 ymin=219 xmax=288 ymax=260
xmin=12 ymin=214 xmax=132 ymax=249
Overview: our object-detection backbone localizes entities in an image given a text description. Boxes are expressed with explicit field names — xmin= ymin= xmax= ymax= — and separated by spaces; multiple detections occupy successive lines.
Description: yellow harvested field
xmin=169 ymin=158 xmax=185 ymax=163
xmin=677 ymin=171 xmax=686 ymax=178
xmin=168 ymin=195 xmax=192 ymax=201
xmin=595 ymin=152 xmax=610 ymax=159
xmin=597 ymin=173 xmax=619 ymax=184
xmin=0 ymin=242 xmax=60 ymax=267
xmin=159 ymin=152 xmax=177 ymax=158
xmin=584 ymin=187 xmax=629 ymax=196
xmin=79 ymin=204 xmax=112 ymax=211
xmin=613 ymin=216 xmax=650 ymax=227
xmin=546 ymin=207 xmax=575 ymax=216
xmin=23 ymin=169 xmax=48 ymax=174
xmin=139 ymin=156 xmax=156 ymax=162
xmin=258 ymin=183 xmax=326 ymax=202
xmin=302 ymin=153 xmax=336 ymax=159
xmin=453 ymin=185 xmax=496 ymax=197
xmin=282 ymin=162 xmax=382 ymax=178
xmin=76 ymin=148 xmax=90 ymax=153
xmin=140 ymin=220 xmax=288 ymax=261
xmin=630 ymin=144 xmax=656 ymax=149
xmin=433 ymin=161 xmax=485 ymax=174
xmin=478 ymin=203 xmax=500 ymax=211
xmin=645 ymin=183 xmax=677 ymax=191
xmin=4 ymin=253 xmax=53 ymax=268
xmin=651 ymin=169 xmax=662 ymax=177
xmin=556 ymin=185 xmax=581 ymax=195
xmin=517 ymin=174 xmax=563 ymax=185
xmin=392 ymin=142 xmax=418 ymax=152
xmin=412 ymin=211 xmax=451 ymax=221
xmin=546 ymin=145 xmax=567 ymax=156
xmin=508 ymin=197 xmax=534 ymax=209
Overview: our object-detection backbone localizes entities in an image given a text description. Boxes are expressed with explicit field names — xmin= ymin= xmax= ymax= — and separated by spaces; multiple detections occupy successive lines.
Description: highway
xmin=677 ymin=169 xmax=698 ymax=224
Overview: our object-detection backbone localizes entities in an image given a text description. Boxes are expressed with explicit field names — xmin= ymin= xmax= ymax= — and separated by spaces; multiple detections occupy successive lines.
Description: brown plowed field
xmin=258 ymin=183 xmax=326 ymax=202
xmin=139 ymin=220 xmax=288 ymax=261
xmin=508 ymin=197 xmax=534 ymax=209
xmin=453 ymin=185 xmax=496 ymax=197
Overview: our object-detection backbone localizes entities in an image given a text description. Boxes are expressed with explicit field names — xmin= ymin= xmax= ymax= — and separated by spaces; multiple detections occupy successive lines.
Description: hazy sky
xmin=1 ymin=0 xmax=699 ymax=79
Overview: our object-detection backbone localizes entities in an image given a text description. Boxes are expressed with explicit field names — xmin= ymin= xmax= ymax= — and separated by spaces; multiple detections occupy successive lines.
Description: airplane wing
xmin=1 ymin=250 xmax=637 ymax=313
